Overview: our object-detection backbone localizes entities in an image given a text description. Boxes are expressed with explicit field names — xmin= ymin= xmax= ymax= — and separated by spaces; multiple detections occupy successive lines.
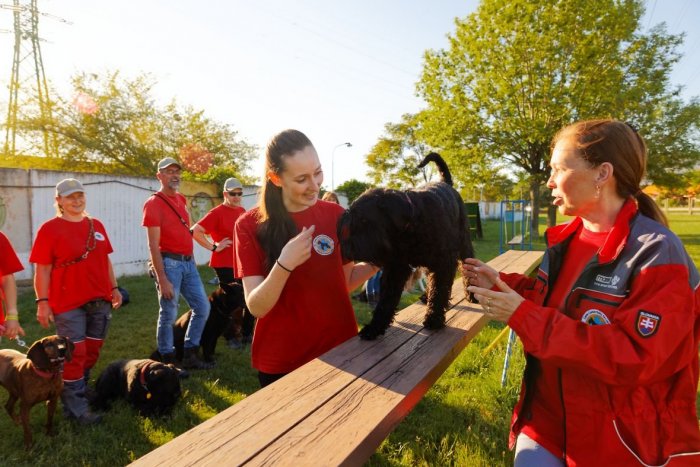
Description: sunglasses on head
xmin=227 ymin=191 xmax=243 ymax=197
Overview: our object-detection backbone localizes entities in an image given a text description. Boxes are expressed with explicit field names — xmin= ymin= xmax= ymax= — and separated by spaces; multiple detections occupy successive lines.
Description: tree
xmin=365 ymin=113 xmax=431 ymax=189
xmin=336 ymin=179 xmax=373 ymax=204
xmin=18 ymin=71 xmax=257 ymax=179
xmin=417 ymin=0 xmax=697 ymax=233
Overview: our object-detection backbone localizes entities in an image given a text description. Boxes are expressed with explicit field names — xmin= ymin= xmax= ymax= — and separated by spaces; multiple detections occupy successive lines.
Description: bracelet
xmin=35 ymin=298 xmax=49 ymax=303
xmin=276 ymin=259 xmax=293 ymax=273
xmin=211 ymin=243 xmax=217 ymax=252
xmin=4 ymin=315 xmax=18 ymax=321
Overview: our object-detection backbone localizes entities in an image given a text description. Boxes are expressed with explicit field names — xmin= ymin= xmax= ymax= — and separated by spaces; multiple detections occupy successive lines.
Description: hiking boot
xmin=182 ymin=347 xmax=215 ymax=370
xmin=161 ymin=352 xmax=189 ymax=378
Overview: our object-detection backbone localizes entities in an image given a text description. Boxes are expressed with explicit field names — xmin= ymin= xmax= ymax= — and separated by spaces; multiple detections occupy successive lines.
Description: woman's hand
xmin=1 ymin=317 xmax=25 ymax=340
xmin=278 ymin=225 xmax=316 ymax=271
xmin=37 ymin=302 xmax=54 ymax=329
xmin=467 ymin=272 xmax=525 ymax=323
xmin=112 ymin=288 xmax=123 ymax=309
xmin=462 ymin=258 xmax=498 ymax=290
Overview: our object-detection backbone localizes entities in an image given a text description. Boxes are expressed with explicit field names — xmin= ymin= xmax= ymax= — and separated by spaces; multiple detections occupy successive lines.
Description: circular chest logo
xmin=313 ymin=234 xmax=334 ymax=256
xmin=94 ymin=232 xmax=106 ymax=241
xmin=581 ymin=309 xmax=611 ymax=326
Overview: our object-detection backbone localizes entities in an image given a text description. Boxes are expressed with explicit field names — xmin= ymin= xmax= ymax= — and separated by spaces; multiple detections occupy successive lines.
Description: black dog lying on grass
xmin=338 ymin=152 xmax=474 ymax=340
xmin=92 ymin=359 xmax=182 ymax=416
xmin=152 ymin=282 xmax=246 ymax=364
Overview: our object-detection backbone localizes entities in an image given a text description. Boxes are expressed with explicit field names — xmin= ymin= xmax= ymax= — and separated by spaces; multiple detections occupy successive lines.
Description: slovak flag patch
xmin=636 ymin=311 xmax=661 ymax=338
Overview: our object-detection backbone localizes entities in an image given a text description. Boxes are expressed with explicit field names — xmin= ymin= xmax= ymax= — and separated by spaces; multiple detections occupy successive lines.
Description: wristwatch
xmin=211 ymin=243 xmax=217 ymax=252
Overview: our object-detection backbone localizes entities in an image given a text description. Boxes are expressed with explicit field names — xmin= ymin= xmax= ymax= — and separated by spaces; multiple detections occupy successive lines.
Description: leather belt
xmin=161 ymin=252 xmax=193 ymax=262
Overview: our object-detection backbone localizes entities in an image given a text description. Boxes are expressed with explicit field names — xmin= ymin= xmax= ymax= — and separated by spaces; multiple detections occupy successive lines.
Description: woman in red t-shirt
xmin=29 ymin=178 xmax=122 ymax=425
xmin=234 ymin=129 xmax=378 ymax=388
xmin=0 ymin=231 xmax=25 ymax=339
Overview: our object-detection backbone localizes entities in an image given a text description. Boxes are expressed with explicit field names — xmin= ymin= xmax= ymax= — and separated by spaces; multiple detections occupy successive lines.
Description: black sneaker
xmin=182 ymin=347 xmax=215 ymax=370
xmin=226 ymin=338 xmax=243 ymax=350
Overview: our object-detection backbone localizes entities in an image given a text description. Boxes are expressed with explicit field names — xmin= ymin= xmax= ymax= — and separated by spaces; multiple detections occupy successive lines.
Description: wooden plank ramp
xmin=130 ymin=249 xmax=544 ymax=467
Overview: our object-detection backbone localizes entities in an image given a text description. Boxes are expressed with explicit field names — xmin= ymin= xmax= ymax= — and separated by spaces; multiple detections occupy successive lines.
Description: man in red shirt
xmin=142 ymin=157 xmax=212 ymax=370
xmin=192 ymin=177 xmax=253 ymax=348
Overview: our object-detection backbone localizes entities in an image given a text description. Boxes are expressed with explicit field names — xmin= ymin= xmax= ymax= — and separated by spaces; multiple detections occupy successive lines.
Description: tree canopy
xmin=14 ymin=71 xmax=257 ymax=180
xmin=368 ymin=0 xmax=698 ymax=233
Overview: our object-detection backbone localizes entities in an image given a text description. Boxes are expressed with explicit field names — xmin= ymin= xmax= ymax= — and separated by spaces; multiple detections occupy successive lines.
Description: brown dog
xmin=0 ymin=335 xmax=74 ymax=448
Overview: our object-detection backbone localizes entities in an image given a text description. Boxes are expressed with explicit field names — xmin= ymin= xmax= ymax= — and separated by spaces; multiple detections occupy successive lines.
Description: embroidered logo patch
xmin=581 ymin=309 xmax=611 ymax=326
xmin=636 ymin=310 xmax=661 ymax=337
xmin=313 ymin=234 xmax=334 ymax=256
xmin=94 ymin=232 xmax=105 ymax=241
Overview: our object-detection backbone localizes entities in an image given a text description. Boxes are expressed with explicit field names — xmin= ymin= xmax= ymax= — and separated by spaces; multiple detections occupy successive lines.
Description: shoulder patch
xmin=636 ymin=310 xmax=661 ymax=338
xmin=313 ymin=234 xmax=334 ymax=256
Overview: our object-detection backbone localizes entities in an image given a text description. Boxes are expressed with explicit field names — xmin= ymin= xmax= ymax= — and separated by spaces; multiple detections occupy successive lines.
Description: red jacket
xmin=505 ymin=200 xmax=700 ymax=466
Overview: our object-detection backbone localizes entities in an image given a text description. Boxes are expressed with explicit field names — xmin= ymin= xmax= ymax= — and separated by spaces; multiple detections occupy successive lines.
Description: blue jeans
xmin=157 ymin=257 xmax=210 ymax=354
xmin=366 ymin=270 xmax=382 ymax=297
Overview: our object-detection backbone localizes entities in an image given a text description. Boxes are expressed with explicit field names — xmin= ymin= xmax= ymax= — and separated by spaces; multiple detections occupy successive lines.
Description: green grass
xmin=0 ymin=213 xmax=697 ymax=466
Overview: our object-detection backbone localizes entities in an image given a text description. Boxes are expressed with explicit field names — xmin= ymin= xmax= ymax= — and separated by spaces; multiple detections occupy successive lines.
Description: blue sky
xmin=0 ymin=0 xmax=697 ymax=188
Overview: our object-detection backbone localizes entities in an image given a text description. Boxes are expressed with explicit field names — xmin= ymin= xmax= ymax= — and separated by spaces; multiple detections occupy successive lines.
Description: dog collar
xmin=140 ymin=361 xmax=153 ymax=399
xmin=32 ymin=365 xmax=56 ymax=379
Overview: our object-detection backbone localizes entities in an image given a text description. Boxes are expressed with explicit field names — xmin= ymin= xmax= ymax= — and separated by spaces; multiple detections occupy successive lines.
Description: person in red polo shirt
xmin=142 ymin=157 xmax=212 ymax=371
xmin=30 ymin=178 xmax=122 ymax=425
xmin=0 ymin=231 xmax=25 ymax=340
xmin=192 ymin=177 xmax=253 ymax=348
xmin=234 ymin=129 xmax=379 ymax=388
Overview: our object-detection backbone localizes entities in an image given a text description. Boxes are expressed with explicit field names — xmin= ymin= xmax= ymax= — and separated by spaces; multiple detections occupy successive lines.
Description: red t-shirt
xmin=521 ymin=226 xmax=608 ymax=458
xmin=29 ymin=217 xmax=114 ymax=314
xmin=0 ymin=231 xmax=24 ymax=323
xmin=234 ymin=200 xmax=357 ymax=374
xmin=197 ymin=203 xmax=246 ymax=269
xmin=142 ymin=192 xmax=193 ymax=255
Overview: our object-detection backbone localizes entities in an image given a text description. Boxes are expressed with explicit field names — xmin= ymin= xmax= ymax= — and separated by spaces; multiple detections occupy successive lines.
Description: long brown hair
xmin=552 ymin=119 xmax=668 ymax=227
xmin=256 ymin=129 xmax=314 ymax=271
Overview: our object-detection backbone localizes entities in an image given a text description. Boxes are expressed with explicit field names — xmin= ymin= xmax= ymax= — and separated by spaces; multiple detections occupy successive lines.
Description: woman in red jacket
xmin=465 ymin=119 xmax=700 ymax=466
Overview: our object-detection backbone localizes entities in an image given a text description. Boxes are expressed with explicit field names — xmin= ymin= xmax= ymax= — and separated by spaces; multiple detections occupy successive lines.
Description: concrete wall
xmin=0 ymin=168 xmax=260 ymax=281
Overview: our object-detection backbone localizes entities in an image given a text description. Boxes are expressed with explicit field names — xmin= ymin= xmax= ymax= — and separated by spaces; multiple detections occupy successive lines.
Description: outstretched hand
xmin=466 ymin=268 xmax=525 ymax=322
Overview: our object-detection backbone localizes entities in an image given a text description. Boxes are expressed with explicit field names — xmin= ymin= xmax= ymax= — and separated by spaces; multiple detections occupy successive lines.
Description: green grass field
xmin=0 ymin=212 xmax=697 ymax=466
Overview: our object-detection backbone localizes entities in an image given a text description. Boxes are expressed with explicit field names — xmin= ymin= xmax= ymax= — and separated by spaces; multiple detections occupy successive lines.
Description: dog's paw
xmin=359 ymin=324 xmax=386 ymax=341
xmin=423 ymin=313 xmax=446 ymax=330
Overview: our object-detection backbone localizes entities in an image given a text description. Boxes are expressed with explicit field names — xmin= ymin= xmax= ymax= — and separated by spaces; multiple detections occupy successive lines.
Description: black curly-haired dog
xmin=92 ymin=359 xmax=182 ymax=416
xmin=152 ymin=281 xmax=246 ymax=364
xmin=338 ymin=152 xmax=474 ymax=340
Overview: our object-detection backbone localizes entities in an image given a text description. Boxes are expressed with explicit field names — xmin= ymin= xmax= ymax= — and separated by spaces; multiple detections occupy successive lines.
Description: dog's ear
xmin=62 ymin=336 xmax=75 ymax=362
xmin=27 ymin=339 xmax=52 ymax=369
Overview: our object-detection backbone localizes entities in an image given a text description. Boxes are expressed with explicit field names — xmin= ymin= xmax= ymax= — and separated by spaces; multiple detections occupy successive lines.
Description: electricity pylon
xmin=1 ymin=0 xmax=69 ymax=157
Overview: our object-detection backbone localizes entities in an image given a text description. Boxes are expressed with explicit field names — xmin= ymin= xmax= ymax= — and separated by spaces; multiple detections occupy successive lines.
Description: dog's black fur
xmin=338 ymin=152 xmax=474 ymax=340
xmin=92 ymin=359 xmax=182 ymax=416
xmin=151 ymin=282 xmax=246 ymax=363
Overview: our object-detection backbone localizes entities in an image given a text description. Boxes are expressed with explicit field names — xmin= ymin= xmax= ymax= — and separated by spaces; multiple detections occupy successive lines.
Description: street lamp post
xmin=331 ymin=142 xmax=352 ymax=191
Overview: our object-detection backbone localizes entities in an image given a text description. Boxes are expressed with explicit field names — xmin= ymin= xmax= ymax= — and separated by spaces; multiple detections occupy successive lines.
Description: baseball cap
xmin=56 ymin=178 xmax=85 ymax=197
xmin=224 ymin=177 xmax=243 ymax=191
xmin=157 ymin=157 xmax=181 ymax=171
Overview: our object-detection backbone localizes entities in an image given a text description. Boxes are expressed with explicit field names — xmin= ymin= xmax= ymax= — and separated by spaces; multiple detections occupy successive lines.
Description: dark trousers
xmin=213 ymin=267 xmax=255 ymax=339
xmin=258 ymin=371 xmax=287 ymax=388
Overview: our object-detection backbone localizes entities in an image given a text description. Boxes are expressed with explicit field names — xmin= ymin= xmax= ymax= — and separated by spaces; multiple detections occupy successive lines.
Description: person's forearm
xmin=1 ymin=274 xmax=18 ymax=314
xmin=346 ymin=262 xmax=379 ymax=292
xmin=191 ymin=224 xmax=216 ymax=252
xmin=34 ymin=264 xmax=51 ymax=299
xmin=243 ymin=263 xmax=295 ymax=318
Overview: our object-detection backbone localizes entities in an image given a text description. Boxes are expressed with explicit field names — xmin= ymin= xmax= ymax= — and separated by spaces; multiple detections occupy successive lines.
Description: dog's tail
xmin=417 ymin=152 xmax=453 ymax=186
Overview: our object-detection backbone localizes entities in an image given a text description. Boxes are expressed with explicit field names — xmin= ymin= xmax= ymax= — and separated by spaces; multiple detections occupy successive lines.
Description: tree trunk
xmin=547 ymin=205 xmax=557 ymax=228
